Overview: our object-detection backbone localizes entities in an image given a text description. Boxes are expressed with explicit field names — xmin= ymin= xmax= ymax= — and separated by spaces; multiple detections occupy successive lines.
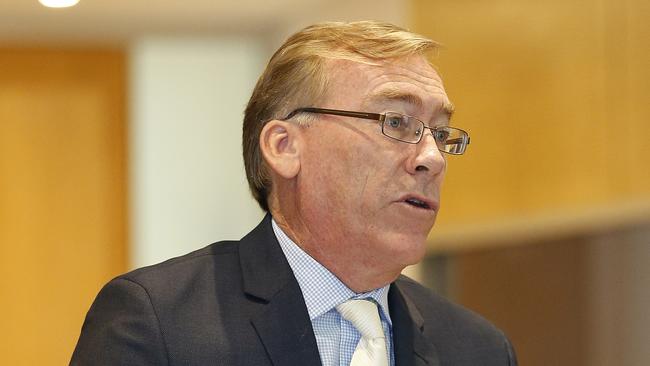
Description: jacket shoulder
xmin=71 ymin=240 xmax=249 ymax=365
xmin=395 ymin=275 xmax=501 ymax=334
xmin=394 ymin=275 xmax=517 ymax=365
xmin=119 ymin=240 xmax=240 ymax=287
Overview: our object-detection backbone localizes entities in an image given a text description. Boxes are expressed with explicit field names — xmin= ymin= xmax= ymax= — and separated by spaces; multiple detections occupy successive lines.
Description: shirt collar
xmin=272 ymin=218 xmax=392 ymax=325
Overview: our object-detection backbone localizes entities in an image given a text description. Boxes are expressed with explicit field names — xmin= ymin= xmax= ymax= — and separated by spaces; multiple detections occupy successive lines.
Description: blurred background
xmin=0 ymin=0 xmax=648 ymax=365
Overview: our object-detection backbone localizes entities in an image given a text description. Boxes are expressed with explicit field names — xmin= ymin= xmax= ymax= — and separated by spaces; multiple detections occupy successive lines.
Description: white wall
xmin=124 ymin=1 xmax=413 ymax=269
xmin=129 ymin=37 xmax=265 ymax=268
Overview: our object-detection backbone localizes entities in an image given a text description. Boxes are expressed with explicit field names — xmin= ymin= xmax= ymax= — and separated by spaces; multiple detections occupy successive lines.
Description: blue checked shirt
xmin=272 ymin=219 xmax=395 ymax=366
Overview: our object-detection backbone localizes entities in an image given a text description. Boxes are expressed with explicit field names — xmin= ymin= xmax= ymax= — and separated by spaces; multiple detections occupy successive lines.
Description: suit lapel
xmin=390 ymin=281 xmax=441 ymax=366
xmin=239 ymin=215 xmax=322 ymax=366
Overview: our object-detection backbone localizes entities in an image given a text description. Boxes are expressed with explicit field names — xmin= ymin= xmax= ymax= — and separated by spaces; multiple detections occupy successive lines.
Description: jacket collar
xmin=390 ymin=279 xmax=441 ymax=366
xmin=239 ymin=214 xmax=322 ymax=366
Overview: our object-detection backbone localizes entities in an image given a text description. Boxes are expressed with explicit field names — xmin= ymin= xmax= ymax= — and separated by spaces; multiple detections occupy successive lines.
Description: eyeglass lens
xmin=382 ymin=112 xmax=467 ymax=154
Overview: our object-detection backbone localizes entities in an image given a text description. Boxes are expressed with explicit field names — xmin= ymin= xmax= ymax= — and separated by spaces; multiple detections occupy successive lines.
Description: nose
xmin=406 ymin=130 xmax=446 ymax=176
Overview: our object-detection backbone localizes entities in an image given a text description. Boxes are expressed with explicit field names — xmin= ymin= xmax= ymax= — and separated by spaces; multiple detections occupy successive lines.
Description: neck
xmin=269 ymin=194 xmax=401 ymax=293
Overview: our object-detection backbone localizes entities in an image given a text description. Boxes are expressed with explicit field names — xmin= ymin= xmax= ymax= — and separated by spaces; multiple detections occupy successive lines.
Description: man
xmin=72 ymin=21 xmax=517 ymax=365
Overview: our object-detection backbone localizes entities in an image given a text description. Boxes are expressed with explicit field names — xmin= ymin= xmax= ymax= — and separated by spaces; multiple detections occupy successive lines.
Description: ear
xmin=259 ymin=120 xmax=302 ymax=180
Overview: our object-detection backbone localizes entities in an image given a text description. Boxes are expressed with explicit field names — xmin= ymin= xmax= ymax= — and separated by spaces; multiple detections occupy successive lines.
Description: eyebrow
xmin=367 ymin=88 xmax=455 ymax=121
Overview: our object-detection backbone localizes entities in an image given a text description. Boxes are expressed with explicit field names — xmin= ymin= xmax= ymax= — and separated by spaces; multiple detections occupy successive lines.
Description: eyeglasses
xmin=284 ymin=107 xmax=470 ymax=155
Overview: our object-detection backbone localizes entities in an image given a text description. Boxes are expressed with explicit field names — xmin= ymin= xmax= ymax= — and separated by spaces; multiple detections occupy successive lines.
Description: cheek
xmin=301 ymin=142 xmax=372 ymax=211
xmin=300 ymin=125 xmax=404 ymax=217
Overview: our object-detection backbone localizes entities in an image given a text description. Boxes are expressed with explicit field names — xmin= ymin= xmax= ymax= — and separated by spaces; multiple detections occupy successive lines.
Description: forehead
xmin=323 ymin=56 xmax=453 ymax=120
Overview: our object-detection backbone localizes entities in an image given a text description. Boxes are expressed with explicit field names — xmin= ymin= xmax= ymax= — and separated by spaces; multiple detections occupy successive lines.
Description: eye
xmin=386 ymin=115 xmax=404 ymax=129
xmin=433 ymin=128 xmax=450 ymax=143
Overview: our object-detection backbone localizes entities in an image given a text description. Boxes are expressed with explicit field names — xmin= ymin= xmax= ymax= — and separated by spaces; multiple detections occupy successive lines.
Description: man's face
xmin=293 ymin=55 xmax=450 ymax=275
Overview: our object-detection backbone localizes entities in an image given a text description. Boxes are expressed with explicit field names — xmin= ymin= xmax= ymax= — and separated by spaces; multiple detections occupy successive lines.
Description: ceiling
xmin=0 ymin=0 xmax=406 ymax=45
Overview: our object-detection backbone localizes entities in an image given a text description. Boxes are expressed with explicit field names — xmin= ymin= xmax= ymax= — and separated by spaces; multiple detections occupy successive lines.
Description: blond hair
xmin=243 ymin=21 xmax=438 ymax=211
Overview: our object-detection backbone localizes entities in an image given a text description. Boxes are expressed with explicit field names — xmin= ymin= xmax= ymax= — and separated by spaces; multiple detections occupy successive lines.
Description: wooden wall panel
xmin=448 ymin=223 xmax=650 ymax=366
xmin=411 ymin=0 xmax=650 ymax=231
xmin=0 ymin=49 xmax=126 ymax=365
xmin=451 ymin=239 xmax=589 ymax=366
xmin=411 ymin=1 xmax=650 ymax=364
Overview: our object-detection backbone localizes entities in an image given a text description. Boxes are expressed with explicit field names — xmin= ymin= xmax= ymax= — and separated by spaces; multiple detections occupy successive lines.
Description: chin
xmin=380 ymin=231 xmax=429 ymax=267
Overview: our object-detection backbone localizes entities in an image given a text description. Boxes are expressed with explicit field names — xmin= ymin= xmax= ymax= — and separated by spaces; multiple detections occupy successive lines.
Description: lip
xmin=396 ymin=194 xmax=439 ymax=212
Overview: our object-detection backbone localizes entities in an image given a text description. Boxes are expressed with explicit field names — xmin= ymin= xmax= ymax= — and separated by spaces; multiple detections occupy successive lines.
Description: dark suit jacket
xmin=71 ymin=215 xmax=517 ymax=365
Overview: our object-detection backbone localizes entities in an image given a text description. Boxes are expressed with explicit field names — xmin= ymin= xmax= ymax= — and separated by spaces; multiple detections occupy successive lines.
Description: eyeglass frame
xmin=283 ymin=107 xmax=471 ymax=155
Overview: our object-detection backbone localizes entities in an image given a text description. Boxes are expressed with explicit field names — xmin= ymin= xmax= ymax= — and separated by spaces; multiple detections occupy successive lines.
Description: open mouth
xmin=403 ymin=197 xmax=431 ymax=210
